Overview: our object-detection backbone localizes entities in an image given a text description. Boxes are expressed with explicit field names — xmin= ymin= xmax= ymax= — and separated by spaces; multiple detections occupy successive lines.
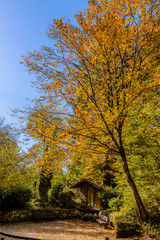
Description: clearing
xmin=0 ymin=219 xmax=130 ymax=240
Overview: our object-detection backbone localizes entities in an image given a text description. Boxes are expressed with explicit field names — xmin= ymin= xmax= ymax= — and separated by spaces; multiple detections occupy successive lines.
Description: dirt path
xmin=0 ymin=219 xmax=130 ymax=240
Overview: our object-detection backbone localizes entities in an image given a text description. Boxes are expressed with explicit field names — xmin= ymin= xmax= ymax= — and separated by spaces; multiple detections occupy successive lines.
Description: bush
xmin=50 ymin=182 xmax=75 ymax=208
xmin=108 ymin=195 xmax=123 ymax=211
xmin=140 ymin=222 xmax=160 ymax=239
xmin=0 ymin=187 xmax=32 ymax=211
xmin=99 ymin=186 xmax=120 ymax=209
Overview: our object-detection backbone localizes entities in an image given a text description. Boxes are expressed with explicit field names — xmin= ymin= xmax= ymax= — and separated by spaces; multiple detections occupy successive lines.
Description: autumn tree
xmin=24 ymin=105 xmax=67 ymax=206
xmin=21 ymin=0 xmax=160 ymax=220
xmin=122 ymin=102 xmax=160 ymax=209
xmin=0 ymin=117 xmax=29 ymax=190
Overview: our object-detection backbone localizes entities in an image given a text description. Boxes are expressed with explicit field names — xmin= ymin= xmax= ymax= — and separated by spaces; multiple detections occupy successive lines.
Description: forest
xmin=0 ymin=0 xmax=160 ymax=237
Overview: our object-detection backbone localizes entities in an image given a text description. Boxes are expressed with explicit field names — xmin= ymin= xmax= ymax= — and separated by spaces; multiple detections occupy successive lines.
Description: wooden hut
xmin=72 ymin=179 xmax=102 ymax=210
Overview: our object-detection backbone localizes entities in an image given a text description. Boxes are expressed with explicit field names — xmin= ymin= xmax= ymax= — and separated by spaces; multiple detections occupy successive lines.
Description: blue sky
xmin=0 ymin=0 xmax=88 ymax=128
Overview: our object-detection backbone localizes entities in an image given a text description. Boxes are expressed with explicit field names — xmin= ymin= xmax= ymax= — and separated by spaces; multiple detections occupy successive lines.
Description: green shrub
xmin=108 ymin=195 xmax=123 ymax=211
xmin=99 ymin=186 xmax=120 ymax=209
xmin=50 ymin=182 xmax=75 ymax=208
xmin=115 ymin=200 xmax=139 ymax=222
xmin=0 ymin=187 xmax=32 ymax=211
xmin=139 ymin=222 xmax=160 ymax=239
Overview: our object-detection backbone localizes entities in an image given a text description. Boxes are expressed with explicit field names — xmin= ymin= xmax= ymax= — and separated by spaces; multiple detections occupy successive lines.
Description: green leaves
xmin=0 ymin=117 xmax=29 ymax=190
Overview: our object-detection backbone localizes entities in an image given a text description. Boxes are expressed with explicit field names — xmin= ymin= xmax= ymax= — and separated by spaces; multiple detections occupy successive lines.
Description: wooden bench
xmin=32 ymin=211 xmax=55 ymax=221
xmin=96 ymin=215 xmax=108 ymax=228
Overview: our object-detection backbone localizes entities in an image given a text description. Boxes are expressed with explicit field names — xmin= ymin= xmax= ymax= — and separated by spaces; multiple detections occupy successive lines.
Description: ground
xmin=0 ymin=219 xmax=133 ymax=240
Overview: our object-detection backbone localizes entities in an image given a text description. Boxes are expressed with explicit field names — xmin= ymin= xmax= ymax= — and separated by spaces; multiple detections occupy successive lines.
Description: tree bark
xmin=39 ymin=169 xmax=52 ymax=207
xmin=103 ymin=157 xmax=112 ymax=187
xmin=120 ymin=147 xmax=148 ymax=222
xmin=103 ymin=155 xmax=116 ymax=187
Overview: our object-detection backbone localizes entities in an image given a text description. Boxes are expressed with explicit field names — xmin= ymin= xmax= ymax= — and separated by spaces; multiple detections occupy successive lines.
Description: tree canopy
xmin=0 ymin=117 xmax=29 ymax=190
xmin=20 ymin=0 xmax=160 ymax=221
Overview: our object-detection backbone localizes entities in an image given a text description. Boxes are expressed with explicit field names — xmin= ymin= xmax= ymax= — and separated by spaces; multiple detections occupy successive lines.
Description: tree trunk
xmin=120 ymin=147 xmax=148 ymax=222
xmin=103 ymin=157 xmax=112 ymax=187
xmin=39 ymin=169 xmax=52 ymax=207
xmin=103 ymin=155 xmax=116 ymax=187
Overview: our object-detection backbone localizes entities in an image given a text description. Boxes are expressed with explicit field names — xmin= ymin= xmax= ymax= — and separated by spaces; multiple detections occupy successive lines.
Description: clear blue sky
xmin=0 ymin=0 xmax=88 ymax=127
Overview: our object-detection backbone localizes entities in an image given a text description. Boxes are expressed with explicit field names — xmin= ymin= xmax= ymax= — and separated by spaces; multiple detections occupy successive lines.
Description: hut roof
xmin=71 ymin=179 xmax=102 ymax=190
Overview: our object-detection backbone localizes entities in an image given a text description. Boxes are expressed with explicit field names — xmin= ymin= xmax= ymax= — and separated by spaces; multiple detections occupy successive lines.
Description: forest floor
xmin=0 ymin=219 xmax=122 ymax=240
xmin=0 ymin=219 xmax=152 ymax=240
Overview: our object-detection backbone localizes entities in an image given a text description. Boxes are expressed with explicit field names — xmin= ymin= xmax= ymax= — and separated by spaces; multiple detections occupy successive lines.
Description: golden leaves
xmin=20 ymin=0 xmax=160 ymax=182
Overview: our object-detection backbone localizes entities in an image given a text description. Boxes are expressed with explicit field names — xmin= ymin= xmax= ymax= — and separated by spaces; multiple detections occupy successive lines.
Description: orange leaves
xmin=19 ymin=0 xmax=160 ymax=183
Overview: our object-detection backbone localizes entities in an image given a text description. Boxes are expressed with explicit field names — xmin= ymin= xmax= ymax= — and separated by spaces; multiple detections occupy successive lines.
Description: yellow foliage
xmin=20 ymin=0 xmax=160 ymax=220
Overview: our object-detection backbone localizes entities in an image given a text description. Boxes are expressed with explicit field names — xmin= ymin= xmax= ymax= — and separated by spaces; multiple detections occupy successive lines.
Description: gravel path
xmin=0 ymin=219 xmax=118 ymax=240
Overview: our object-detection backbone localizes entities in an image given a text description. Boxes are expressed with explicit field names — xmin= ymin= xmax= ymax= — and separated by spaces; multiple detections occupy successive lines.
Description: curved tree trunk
xmin=120 ymin=147 xmax=148 ymax=222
